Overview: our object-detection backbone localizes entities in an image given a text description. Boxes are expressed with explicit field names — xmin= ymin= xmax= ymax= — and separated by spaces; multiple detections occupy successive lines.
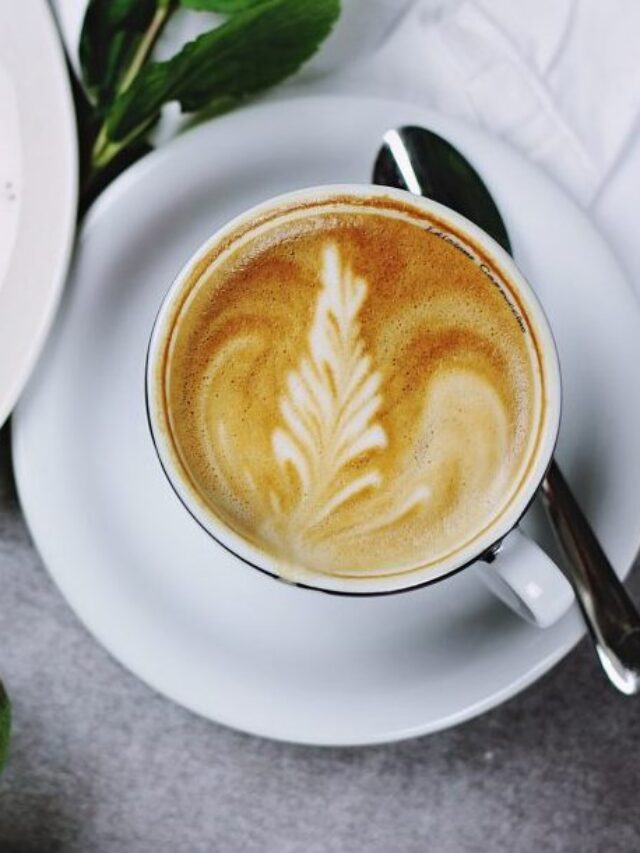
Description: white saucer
xmin=0 ymin=0 xmax=77 ymax=426
xmin=13 ymin=96 xmax=640 ymax=746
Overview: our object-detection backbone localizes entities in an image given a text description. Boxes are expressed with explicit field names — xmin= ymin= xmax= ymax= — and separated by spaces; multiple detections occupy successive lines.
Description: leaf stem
xmin=90 ymin=0 xmax=174 ymax=171
xmin=120 ymin=0 xmax=174 ymax=94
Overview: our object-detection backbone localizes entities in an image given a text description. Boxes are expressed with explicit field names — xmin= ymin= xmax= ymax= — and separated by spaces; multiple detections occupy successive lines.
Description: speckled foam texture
xmin=0 ymin=423 xmax=639 ymax=853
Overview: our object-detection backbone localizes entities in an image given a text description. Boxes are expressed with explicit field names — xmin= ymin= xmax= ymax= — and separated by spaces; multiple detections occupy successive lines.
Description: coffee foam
xmin=159 ymin=200 xmax=544 ymax=579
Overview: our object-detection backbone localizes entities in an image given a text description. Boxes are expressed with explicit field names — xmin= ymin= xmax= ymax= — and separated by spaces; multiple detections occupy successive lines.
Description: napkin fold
xmin=291 ymin=0 xmax=640 ymax=209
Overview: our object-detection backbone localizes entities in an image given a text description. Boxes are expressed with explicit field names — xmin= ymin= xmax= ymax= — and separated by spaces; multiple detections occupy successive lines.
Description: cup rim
xmin=146 ymin=184 xmax=562 ymax=596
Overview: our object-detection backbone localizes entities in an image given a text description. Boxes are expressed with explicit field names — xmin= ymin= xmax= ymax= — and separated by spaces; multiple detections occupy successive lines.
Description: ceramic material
xmin=146 ymin=182 xmax=572 ymax=626
xmin=0 ymin=0 xmax=77 ymax=426
xmin=13 ymin=96 xmax=640 ymax=746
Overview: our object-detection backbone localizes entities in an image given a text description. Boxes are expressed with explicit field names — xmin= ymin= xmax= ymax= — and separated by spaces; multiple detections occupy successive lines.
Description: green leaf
xmin=104 ymin=0 xmax=340 ymax=144
xmin=180 ymin=0 xmax=270 ymax=10
xmin=0 ymin=680 xmax=10 ymax=774
xmin=80 ymin=0 xmax=157 ymax=110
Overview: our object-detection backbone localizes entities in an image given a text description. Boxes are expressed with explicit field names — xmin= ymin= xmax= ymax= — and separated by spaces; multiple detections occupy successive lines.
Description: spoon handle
xmin=541 ymin=459 xmax=640 ymax=694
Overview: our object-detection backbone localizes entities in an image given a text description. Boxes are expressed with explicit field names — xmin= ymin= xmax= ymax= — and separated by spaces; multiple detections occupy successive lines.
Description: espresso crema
xmin=156 ymin=197 xmax=545 ymax=579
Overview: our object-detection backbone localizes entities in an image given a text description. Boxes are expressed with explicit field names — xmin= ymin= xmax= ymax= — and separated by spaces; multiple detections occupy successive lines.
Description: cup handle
xmin=477 ymin=528 xmax=575 ymax=628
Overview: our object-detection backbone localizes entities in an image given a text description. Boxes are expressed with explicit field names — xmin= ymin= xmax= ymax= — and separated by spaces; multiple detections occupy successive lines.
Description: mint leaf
xmin=0 ymin=681 xmax=10 ymax=774
xmin=180 ymin=0 xmax=271 ymax=10
xmin=80 ymin=0 xmax=157 ymax=111
xmin=104 ymin=0 xmax=340 ymax=144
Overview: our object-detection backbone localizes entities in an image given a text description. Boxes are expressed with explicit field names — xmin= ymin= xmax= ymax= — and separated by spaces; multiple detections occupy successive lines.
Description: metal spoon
xmin=374 ymin=125 xmax=640 ymax=694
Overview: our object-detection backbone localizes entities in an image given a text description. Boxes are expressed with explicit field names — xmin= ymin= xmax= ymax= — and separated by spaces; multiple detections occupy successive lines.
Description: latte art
xmin=255 ymin=244 xmax=433 ymax=559
xmin=270 ymin=245 xmax=390 ymax=524
xmin=159 ymin=199 xmax=544 ymax=580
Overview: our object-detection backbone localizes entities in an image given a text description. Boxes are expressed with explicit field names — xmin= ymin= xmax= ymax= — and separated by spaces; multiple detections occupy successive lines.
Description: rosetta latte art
xmin=247 ymin=244 xmax=431 ymax=558
xmin=164 ymin=204 xmax=541 ymax=578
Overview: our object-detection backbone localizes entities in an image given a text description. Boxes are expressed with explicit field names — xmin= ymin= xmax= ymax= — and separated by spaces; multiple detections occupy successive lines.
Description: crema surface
xmin=159 ymin=200 xmax=544 ymax=579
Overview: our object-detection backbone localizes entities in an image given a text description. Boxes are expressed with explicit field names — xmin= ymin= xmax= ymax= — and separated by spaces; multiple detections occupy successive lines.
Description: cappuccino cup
xmin=146 ymin=185 xmax=574 ymax=627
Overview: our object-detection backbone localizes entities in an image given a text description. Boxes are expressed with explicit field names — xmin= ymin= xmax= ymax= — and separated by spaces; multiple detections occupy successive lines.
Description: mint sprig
xmin=80 ymin=0 xmax=340 ymax=182
xmin=80 ymin=0 xmax=159 ymax=114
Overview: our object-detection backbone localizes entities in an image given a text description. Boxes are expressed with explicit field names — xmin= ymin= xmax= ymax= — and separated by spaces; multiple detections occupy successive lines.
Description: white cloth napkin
xmin=53 ymin=0 xmax=640 ymax=289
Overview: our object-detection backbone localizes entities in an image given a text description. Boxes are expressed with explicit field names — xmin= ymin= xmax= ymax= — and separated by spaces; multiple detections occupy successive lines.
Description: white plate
xmin=13 ymin=96 xmax=640 ymax=746
xmin=0 ymin=0 xmax=77 ymax=427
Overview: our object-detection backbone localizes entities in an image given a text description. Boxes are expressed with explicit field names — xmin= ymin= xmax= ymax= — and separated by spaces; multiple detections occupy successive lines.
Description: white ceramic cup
xmin=146 ymin=185 xmax=574 ymax=628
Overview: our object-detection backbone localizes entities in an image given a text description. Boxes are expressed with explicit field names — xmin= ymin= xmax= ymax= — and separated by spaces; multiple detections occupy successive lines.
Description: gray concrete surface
xmin=0 ymin=421 xmax=638 ymax=852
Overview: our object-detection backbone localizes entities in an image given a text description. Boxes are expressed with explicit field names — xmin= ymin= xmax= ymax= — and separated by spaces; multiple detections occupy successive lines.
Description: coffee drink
xmin=153 ymin=194 xmax=545 ymax=581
